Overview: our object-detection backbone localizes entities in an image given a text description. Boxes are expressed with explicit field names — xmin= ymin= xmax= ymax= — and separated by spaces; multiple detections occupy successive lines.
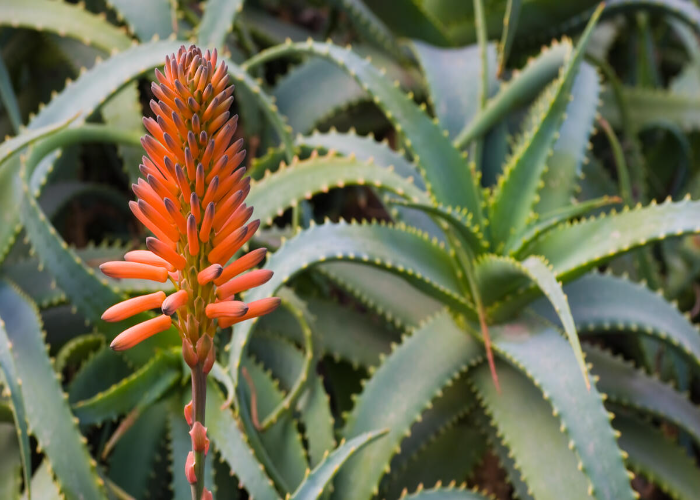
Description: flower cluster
xmin=99 ymin=45 xmax=279 ymax=499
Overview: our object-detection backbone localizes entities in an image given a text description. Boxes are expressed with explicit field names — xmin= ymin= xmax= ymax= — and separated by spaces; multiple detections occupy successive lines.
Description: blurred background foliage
xmin=1 ymin=1 xmax=700 ymax=499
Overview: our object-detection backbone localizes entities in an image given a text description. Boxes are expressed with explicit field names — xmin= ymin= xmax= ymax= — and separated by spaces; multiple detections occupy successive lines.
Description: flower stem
xmin=190 ymin=363 xmax=207 ymax=500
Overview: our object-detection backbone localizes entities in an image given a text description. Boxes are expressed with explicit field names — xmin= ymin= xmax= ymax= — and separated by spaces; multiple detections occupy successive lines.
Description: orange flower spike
xmin=100 ymin=45 xmax=281 ymax=500
xmin=110 ymin=315 xmax=172 ymax=351
xmin=102 ymin=291 xmax=167 ymax=322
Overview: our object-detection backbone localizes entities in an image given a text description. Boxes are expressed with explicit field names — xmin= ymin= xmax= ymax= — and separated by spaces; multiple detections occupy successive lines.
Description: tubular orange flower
xmin=102 ymin=291 xmax=167 ymax=322
xmin=110 ymin=315 xmax=172 ymax=351
xmin=99 ymin=45 xmax=280 ymax=500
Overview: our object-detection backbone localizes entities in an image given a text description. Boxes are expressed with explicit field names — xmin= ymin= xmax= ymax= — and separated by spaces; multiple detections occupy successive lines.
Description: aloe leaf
xmin=168 ymin=400 xmax=215 ymax=500
xmin=289 ymin=429 xmax=387 ymax=500
xmin=409 ymin=41 xmax=497 ymax=139
xmin=399 ymin=488 xmax=492 ymax=500
xmin=240 ymin=357 xmax=308 ymax=492
xmin=274 ymin=59 xmax=367 ymax=135
xmin=333 ymin=311 xmax=483 ymax=500
xmin=0 ymin=280 xmax=107 ymax=499
xmin=54 ymin=333 xmax=105 ymax=373
xmin=206 ymin=384 xmax=280 ymax=500
xmin=329 ymin=0 xmax=405 ymax=61
xmin=0 ymin=117 xmax=75 ymax=167
xmin=297 ymin=130 xmax=421 ymax=183
xmin=488 ymin=314 xmax=636 ymax=500
xmin=584 ymin=345 xmax=700 ymax=446
xmin=385 ymin=419 xmax=487 ymax=499
xmin=522 ymin=199 xmax=700 ymax=280
xmin=108 ymin=0 xmax=175 ymax=40
xmin=0 ymin=117 xmax=75 ymax=261
xmin=454 ymin=41 xmax=570 ymax=147
xmin=601 ymin=86 xmax=700 ymax=131
xmin=72 ymin=350 xmax=181 ymax=424
xmin=248 ymin=333 xmax=335 ymax=467
xmin=248 ymin=154 xmax=428 ymax=226
xmin=497 ymin=0 xmax=521 ymax=75
xmin=534 ymin=62 xmax=601 ymax=213
xmin=388 ymin=200 xmax=488 ymax=254
xmin=21 ymin=461 xmax=61 ymax=500
xmin=107 ymin=401 xmax=168 ymax=498
xmin=274 ymin=49 xmax=419 ymax=136
xmin=386 ymin=375 xmax=475 ymax=481
xmin=257 ymin=296 xmax=395 ymax=369
xmin=472 ymin=408 xmax=533 ymax=500
xmin=0 ymin=424 xmax=21 ymax=499
xmin=509 ymin=196 xmax=621 ymax=256
xmin=30 ymin=41 xmax=178 ymax=130
xmin=613 ymin=414 xmax=700 ymax=500
xmin=244 ymin=41 xmax=483 ymax=219
xmin=0 ymin=315 xmax=31 ymax=498
xmin=476 ymin=255 xmax=589 ymax=386
xmin=489 ymin=6 xmax=603 ymax=251
xmin=469 ymin=361 xmax=593 ymax=500
xmin=231 ymin=222 xmax=472 ymax=404
xmin=0 ymin=55 xmax=21 ymax=133
xmin=68 ymin=347 xmax=131 ymax=405
xmin=318 ymin=262 xmax=443 ymax=330
xmin=198 ymin=0 xmax=244 ymax=49
xmin=0 ymin=0 xmax=132 ymax=52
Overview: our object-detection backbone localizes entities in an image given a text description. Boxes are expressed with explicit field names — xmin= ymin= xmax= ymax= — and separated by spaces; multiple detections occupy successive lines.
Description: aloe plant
xmin=0 ymin=1 xmax=699 ymax=499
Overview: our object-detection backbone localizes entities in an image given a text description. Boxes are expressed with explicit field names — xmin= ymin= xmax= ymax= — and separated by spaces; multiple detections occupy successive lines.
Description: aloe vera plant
xmin=0 ymin=0 xmax=699 ymax=499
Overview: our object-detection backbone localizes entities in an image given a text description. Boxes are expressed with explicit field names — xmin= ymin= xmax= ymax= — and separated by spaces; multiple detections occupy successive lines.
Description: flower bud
xmin=185 ymin=451 xmax=197 ymax=483
xmin=202 ymin=346 xmax=216 ymax=375
xmin=182 ymin=339 xmax=197 ymax=368
xmin=189 ymin=421 xmax=210 ymax=454
xmin=196 ymin=333 xmax=212 ymax=362
xmin=184 ymin=400 xmax=193 ymax=427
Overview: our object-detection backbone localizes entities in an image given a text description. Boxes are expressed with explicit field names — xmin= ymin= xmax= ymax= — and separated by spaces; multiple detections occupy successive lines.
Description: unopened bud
xmin=187 ymin=316 xmax=200 ymax=342
xmin=185 ymin=451 xmax=197 ymax=483
xmin=184 ymin=400 xmax=193 ymax=426
xmin=190 ymin=421 xmax=210 ymax=454
xmin=202 ymin=488 xmax=213 ymax=500
xmin=196 ymin=334 xmax=212 ymax=362
xmin=182 ymin=339 xmax=197 ymax=368
xmin=202 ymin=344 xmax=216 ymax=374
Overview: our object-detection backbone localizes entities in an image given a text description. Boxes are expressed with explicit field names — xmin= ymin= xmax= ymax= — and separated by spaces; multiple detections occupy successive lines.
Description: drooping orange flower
xmin=99 ymin=45 xmax=279 ymax=500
